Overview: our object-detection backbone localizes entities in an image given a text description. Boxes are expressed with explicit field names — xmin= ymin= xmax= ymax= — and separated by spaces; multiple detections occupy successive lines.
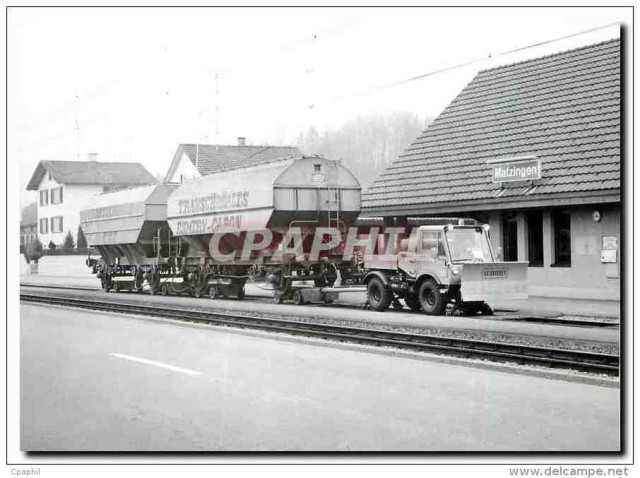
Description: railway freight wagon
xmin=80 ymin=184 xmax=179 ymax=292
xmin=81 ymin=156 xmax=363 ymax=298
xmin=165 ymin=156 xmax=362 ymax=299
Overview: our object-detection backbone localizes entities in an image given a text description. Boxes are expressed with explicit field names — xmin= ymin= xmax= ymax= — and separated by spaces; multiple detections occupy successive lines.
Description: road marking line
xmin=110 ymin=353 xmax=202 ymax=376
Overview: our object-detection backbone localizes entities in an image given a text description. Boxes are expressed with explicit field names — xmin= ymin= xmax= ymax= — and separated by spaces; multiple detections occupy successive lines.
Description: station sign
xmin=489 ymin=156 xmax=541 ymax=183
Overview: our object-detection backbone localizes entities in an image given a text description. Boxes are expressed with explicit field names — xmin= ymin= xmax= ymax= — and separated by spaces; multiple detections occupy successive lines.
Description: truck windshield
xmin=446 ymin=228 xmax=493 ymax=263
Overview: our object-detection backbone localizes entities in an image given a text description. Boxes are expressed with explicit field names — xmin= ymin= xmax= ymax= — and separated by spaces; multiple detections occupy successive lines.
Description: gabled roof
xmin=26 ymin=160 xmax=158 ymax=190
xmin=363 ymin=38 xmax=621 ymax=213
xmin=20 ymin=202 xmax=37 ymax=226
xmin=164 ymin=143 xmax=302 ymax=181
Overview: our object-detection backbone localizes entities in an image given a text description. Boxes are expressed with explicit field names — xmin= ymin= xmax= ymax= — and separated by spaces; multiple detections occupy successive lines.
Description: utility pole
xmin=215 ymin=73 xmax=220 ymax=144
xmin=75 ymin=94 xmax=80 ymax=161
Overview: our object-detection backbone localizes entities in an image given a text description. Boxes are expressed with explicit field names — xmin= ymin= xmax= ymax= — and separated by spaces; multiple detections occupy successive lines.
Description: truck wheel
xmin=113 ymin=282 xmax=120 ymax=293
xmin=292 ymin=290 xmax=305 ymax=305
xmin=209 ymin=286 xmax=218 ymax=299
xmin=405 ymin=294 xmax=422 ymax=312
xmin=367 ymin=277 xmax=392 ymax=312
xmin=160 ymin=284 xmax=169 ymax=296
xmin=480 ymin=303 xmax=494 ymax=316
xmin=418 ymin=279 xmax=446 ymax=315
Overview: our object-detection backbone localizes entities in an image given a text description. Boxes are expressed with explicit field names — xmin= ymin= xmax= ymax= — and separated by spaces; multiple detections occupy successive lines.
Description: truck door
xmin=414 ymin=230 xmax=449 ymax=283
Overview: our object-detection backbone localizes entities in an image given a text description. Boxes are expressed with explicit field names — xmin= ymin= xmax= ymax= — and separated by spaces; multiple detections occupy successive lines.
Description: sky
xmin=9 ymin=7 xmax=630 ymax=207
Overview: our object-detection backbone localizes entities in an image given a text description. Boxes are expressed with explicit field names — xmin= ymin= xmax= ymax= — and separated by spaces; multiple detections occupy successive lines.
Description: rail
xmin=20 ymin=292 xmax=619 ymax=376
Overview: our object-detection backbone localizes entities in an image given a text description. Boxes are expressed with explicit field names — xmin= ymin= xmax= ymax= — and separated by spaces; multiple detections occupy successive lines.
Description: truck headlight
xmin=451 ymin=265 xmax=460 ymax=275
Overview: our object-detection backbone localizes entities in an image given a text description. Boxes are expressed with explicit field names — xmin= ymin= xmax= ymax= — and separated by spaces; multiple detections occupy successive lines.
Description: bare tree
xmin=297 ymin=112 xmax=430 ymax=188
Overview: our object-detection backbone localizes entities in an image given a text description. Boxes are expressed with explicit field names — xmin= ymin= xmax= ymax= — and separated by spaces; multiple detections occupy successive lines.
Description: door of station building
xmin=501 ymin=212 xmax=518 ymax=262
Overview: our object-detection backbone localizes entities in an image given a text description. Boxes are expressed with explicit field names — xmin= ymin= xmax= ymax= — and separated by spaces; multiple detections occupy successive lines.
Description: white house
xmin=26 ymin=159 xmax=157 ymax=246
xmin=164 ymin=138 xmax=302 ymax=183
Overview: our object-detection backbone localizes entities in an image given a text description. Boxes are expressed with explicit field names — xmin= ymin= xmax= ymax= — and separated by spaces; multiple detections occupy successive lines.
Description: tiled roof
xmin=26 ymin=161 xmax=157 ymax=190
xmin=179 ymin=143 xmax=302 ymax=176
xmin=362 ymin=38 xmax=620 ymax=212
xmin=21 ymin=202 xmax=37 ymax=226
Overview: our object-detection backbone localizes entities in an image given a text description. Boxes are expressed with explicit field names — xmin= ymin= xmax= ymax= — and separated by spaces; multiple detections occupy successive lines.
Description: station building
xmin=26 ymin=157 xmax=157 ymax=246
xmin=362 ymin=39 xmax=621 ymax=302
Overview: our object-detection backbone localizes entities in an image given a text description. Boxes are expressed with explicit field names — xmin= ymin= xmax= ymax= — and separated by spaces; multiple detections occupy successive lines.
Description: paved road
xmin=20 ymin=303 xmax=620 ymax=452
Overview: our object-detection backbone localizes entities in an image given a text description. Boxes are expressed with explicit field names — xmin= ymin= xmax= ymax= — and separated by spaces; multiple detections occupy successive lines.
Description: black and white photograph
xmin=6 ymin=4 xmax=633 ymax=475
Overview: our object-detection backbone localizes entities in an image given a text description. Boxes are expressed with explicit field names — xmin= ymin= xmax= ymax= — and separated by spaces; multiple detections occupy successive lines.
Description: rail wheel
xmin=113 ymin=282 xmax=120 ymax=293
xmin=292 ymin=290 xmax=305 ymax=306
xmin=237 ymin=288 xmax=245 ymax=300
xmin=366 ymin=277 xmax=392 ymax=312
xmin=405 ymin=294 xmax=421 ymax=312
xmin=208 ymin=286 xmax=218 ymax=299
xmin=418 ymin=279 xmax=446 ymax=316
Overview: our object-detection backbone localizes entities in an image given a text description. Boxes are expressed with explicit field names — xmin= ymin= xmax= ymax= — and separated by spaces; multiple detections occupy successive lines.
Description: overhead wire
xmin=321 ymin=21 xmax=621 ymax=107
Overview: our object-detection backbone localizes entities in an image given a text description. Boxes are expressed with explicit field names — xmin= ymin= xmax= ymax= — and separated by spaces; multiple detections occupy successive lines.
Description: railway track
xmin=20 ymin=292 xmax=620 ymax=376
xmin=19 ymin=283 xmax=619 ymax=328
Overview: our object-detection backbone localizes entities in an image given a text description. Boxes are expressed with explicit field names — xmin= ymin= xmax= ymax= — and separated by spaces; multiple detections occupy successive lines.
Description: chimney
xmin=87 ymin=153 xmax=98 ymax=161
xmin=237 ymin=137 xmax=246 ymax=146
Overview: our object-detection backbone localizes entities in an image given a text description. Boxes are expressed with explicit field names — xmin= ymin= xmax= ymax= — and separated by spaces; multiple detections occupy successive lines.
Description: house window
xmin=39 ymin=189 xmax=49 ymax=206
xmin=527 ymin=211 xmax=543 ymax=267
xmin=39 ymin=218 xmax=49 ymax=234
xmin=51 ymin=186 xmax=63 ymax=204
xmin=314 ymin=164 xmax=322 ymax=172
xmin=553 ymin=210 xmax=572 ymax=267
xmin=51 ymin=216 xmax=64 ymax=233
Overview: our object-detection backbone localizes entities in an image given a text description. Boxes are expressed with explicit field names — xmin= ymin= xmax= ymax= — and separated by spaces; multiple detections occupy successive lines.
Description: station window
xmin=51 ymin=186 xmax=63 ymax=204
xmin=51 ymin=216 xmax=64 ymax=233
xmin=39 ymin=189 xmax=49 ymax=207
xmin=553 ymin=210 xmax=571 ymax=267
xmin=501 ymin=212 xmax=518 ymax=261
xmin=527 ymin=211 xmax=544 ymax=267
xmin=39 ymin=217 xmax=49 ymax=234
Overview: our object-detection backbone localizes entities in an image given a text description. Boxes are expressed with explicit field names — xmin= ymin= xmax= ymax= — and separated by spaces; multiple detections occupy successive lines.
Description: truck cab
xmin=364 ymin=222 xmax=528 ymax=315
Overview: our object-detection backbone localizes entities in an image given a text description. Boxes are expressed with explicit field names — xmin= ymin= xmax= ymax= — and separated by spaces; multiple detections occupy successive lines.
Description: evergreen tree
xmin=76 ymin=226 xmax=87 ymax=249
xmin=48 ymin=240 xmax=57 ymax=250
xmin=63 ymin=230 xmax=75 ymax=249
xmin=27 ymin=237 xmax=44 ymax=262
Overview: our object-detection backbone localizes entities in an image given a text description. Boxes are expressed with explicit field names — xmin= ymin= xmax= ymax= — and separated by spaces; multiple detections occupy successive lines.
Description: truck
xmin=361 ymin=221 xmax=528 ymax=315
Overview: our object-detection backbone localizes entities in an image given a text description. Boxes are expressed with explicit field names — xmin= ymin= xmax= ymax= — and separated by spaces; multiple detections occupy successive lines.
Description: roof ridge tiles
xmin=471 ymin=48 xmax=619 ymax=87
xmin=181 ymin=143 xmax=298 ymax=149
xmin=478 ymin=37 xmax=619 ymax=75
